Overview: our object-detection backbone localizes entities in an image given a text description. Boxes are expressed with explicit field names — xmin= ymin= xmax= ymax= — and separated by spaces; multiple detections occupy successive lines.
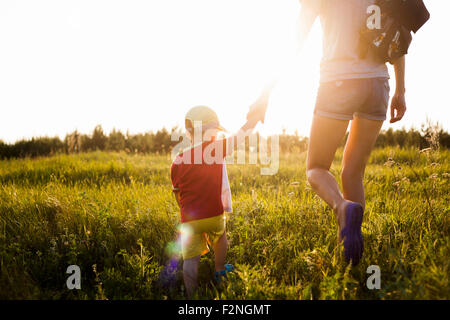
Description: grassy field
xmin=0 ymin=147 xmax=448 ymax=300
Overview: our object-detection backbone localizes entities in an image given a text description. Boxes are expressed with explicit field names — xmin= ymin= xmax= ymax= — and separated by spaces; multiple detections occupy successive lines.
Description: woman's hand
xmin=391 ymin=56 xmax=406 ymax=123
xmin=246 ymin=96 xmax=269 ymax=124
xmin=390 ymin=91 xmax=407 ymax=123
xmin=246 ymin=82 xmax=275 ymax=124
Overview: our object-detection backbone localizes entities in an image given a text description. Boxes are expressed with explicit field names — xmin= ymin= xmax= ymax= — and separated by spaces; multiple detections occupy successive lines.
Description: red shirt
xmin=171 ymin=139 xmax=228 ymax=223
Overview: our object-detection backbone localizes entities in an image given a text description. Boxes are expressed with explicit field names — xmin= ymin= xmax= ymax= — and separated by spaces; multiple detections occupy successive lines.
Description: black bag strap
xmin=407 ymin=0 xmax=430 ymax=33
xmin=380 ymin=0 xmax=430 ymax=33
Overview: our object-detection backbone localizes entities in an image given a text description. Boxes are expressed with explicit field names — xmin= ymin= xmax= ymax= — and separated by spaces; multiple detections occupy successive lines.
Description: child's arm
xmin=240 ymin=116 xmax=259 ymax=132
xmin=173 ymin=190 xmax=181 ymax=208
xmin=170 ymin=161 xmax=181 ymax=208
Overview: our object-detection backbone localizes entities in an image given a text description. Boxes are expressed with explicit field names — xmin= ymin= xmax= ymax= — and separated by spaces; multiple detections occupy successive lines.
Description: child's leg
xmin=183 ymin=255 xmax=200 ymax=298
xmin=213 ymin=232 xmax=227 ymax=272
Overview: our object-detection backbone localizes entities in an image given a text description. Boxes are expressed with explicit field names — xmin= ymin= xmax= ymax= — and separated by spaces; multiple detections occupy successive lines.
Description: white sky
xmin=0 ymin=0 xmax=448 ymax=143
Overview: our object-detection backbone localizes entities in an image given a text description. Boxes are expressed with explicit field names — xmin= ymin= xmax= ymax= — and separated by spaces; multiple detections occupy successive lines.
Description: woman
xmin=247 ymin=0 xmax=407 ymax=265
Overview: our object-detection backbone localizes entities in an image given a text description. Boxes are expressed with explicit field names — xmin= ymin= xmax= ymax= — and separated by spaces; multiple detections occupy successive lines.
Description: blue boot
xmin=214 ymin=264 xmax=234 ymax=283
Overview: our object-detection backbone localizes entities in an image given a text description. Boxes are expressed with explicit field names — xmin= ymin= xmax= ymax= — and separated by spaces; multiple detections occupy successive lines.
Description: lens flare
xmin=158 ymin=224 xmax=193 ymax=288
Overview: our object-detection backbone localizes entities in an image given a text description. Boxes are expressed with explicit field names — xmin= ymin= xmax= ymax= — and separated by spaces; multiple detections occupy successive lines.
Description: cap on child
xmin=185 ymin=106 xmax=227 ymax=132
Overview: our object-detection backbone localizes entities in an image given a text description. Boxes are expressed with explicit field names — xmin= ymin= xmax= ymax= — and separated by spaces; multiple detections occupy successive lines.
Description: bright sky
xmin=0 ymin=0 xmax=448 ymax=143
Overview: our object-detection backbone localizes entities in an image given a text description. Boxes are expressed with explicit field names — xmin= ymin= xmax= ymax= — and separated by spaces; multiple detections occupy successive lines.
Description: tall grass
xmin=0 ymin=148 xmax=448 ymax=299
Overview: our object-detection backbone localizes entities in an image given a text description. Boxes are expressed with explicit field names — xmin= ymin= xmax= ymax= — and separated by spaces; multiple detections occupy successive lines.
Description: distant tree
xmin=65 ymin=130 xmax=81 ymax=153
xmin=0 ymin=140 xmax=6 ymax=159
xmin=80 ymin=134 xmax=93 ymax=152
xmin=92 ymin=125 xmax=107 ymax=151
xmin=143 ymin=132 xmax=155 ymax=153
xmin=1 ymin=122 xmax=448 ymax=159
xmin=106 ymin=128 xmax=126 ymax=151
xmin=153 ymin=128 xmax=171 ymax=153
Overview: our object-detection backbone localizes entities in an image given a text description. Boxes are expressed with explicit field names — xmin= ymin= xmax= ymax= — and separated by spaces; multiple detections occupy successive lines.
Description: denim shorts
xmin=314 ymin=78 xmax=390 ymax=121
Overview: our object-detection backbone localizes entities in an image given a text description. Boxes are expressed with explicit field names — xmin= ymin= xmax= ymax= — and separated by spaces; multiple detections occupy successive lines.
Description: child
xmin=171 ymin=105 xmax=258 ymax=298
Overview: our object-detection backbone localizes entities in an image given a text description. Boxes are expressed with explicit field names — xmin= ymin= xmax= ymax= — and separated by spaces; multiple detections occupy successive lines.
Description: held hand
xmin=246 ymin=95 xmax=269 ymax=124
xmin=242 ymin=114 xmax=260 ymax=132
xmin=247 ymin=82 xmax=275 ymax=124
xmin=389 ymin=91 xmax=407 ymax=123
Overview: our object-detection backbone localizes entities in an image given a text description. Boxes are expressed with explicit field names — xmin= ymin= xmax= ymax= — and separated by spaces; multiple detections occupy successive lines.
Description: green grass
xmin=0 ymin=148 xmax=449 ymax=299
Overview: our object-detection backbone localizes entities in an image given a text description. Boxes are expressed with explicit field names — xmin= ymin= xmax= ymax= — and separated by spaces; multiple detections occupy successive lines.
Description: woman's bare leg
xmin=306 ymin=115 xmax=365 ymax=264
xmin=306 ymin=115 xmax=349 ymax=213
xmin=341 ymin=117 xmax=384 ymax=210
xmin=307 ymin=114 xmax=383 ymax=265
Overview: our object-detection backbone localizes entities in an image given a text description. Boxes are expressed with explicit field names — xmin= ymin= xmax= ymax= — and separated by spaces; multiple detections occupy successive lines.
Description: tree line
xmin=0 ymin=122 xmax=448 ymax=159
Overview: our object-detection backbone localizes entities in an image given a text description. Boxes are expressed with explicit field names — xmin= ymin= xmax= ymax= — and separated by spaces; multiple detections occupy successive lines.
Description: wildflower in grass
xmin=384 ymin=158 xmax=395 ymax=168
xmin=420 ymin=147 xmax=432 ymax=154
xmin=430 ymin=162 xmax=439 ymax=167
xmin=50 ymin=239 xmax=57 ymax=253
xmin=428 ymin=173 xmax=438 ymax=180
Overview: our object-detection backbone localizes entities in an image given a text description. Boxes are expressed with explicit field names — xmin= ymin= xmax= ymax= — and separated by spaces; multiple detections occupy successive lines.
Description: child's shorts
xmin=180 ymin=214 xmax=226 ymax=260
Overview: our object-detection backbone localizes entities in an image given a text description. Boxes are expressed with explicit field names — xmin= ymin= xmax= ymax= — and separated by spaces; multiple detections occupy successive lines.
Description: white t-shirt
xmin=300 ymin=0 xmax=389 ymax=83
xmin=221 ymin=164 xmax=232 ymax=213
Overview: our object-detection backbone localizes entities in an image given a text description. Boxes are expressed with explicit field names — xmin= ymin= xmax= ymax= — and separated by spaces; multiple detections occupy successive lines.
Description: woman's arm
xmin=296 ymin=0 xmax=320 ymax=54
xmin=246 ymin=2 xmax=319 ymax=123
xmin=390 ymin=56 xmax=407 ymax=123
xmin=222 ymin=117 xmax=259 ymax=158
